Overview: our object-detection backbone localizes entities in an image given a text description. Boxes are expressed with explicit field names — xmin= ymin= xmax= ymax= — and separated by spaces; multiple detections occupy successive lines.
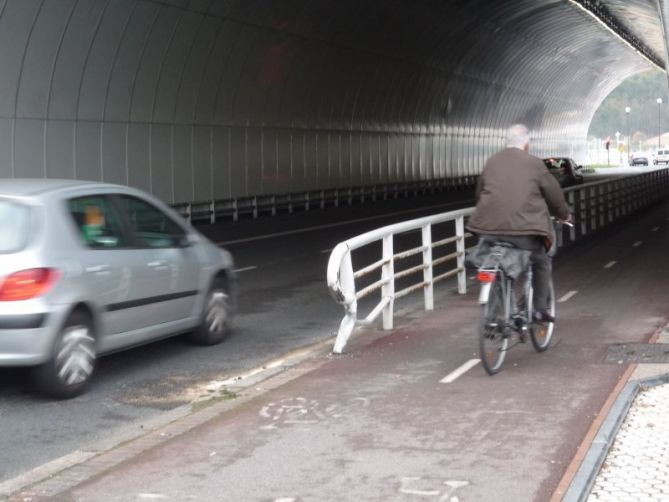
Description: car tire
xmin=187 ymin=278 xmax=231 ymax=346
xmin=31 ymin=310 xmax=96 ymax=399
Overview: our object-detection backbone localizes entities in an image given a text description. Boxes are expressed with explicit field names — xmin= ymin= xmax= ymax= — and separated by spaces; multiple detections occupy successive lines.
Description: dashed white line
xmin=558 ymin=290 xmax=579 ymax=303
xmin=440 ymin=359 xmax=481 ymax=383
xmin=604 ymin=261 xmax=617 ymax=269
xmin=652 ymin=227 xmax=660 ymax=232
xmin=321 ymin=248 xmax=332 ymax=254
xmin=633 ymin=241 xmax=643 ymax=247
xmin=234 ymin=266 xmax=257 ymax=273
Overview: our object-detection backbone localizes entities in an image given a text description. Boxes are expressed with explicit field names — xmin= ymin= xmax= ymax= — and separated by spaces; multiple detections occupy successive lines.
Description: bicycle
xmin=475 ymin=222 xmax=571 ymax=374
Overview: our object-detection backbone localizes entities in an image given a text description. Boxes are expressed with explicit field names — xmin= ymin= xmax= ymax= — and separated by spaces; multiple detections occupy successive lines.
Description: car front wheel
xmin=32 ymin=310 xmax=96 ymax=399
xmin=187 ymin=279 xmax=231 ymax=345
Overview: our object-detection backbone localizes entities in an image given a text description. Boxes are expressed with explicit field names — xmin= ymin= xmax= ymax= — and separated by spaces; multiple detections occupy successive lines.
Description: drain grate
xmin=604 ymin=343 xmax=669 ymax=364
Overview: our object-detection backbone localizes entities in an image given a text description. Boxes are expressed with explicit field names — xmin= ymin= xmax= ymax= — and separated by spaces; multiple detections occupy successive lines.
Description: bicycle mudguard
xmin=478 ymin=281 xmax=493 ymax=304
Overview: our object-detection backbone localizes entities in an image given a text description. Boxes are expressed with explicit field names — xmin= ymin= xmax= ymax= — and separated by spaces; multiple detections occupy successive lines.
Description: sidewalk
xmin=559 ymin=326 xmax=669 ymax=501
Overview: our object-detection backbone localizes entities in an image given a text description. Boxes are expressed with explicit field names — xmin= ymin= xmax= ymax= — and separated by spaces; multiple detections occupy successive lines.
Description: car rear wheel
xmin=32 ymin=310 xmax=96 ymax=399
xmin=187 ymin=278 xmax=231 ymax=345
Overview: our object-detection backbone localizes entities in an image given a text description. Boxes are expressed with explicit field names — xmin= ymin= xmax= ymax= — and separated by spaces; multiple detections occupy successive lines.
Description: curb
xmin=561 ymin=372 xmax=669 ymax=502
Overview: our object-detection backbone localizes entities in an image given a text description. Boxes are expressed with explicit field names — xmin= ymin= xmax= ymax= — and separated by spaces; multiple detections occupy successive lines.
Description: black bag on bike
xmin=466 ymin=239 xmax=530 ymax=281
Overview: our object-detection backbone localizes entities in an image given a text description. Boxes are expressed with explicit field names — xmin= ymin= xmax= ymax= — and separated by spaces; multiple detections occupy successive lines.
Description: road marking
xmin=440 ymin=359 xmax=480 ymax=383
xmin=321 ymin=248 xmax=332 ymax=254
xmin=234 ymin=266 xmax=257 ymax=273
xmin=216 ymin=199 xmax=470 ymax=245
xmin=633 ymin=241 xmax=643 ymax=247
xmin=652 ymin=226 xmax=660 ymax=232
xmin=558 ymin=290 xmax=578 ymax=303
xmin=604 ymin=261 xmax=617 ymax=269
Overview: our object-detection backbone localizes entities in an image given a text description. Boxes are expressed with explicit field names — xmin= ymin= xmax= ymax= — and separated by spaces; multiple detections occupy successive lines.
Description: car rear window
xmin=0 ymin=199 xmax=31 ymax=253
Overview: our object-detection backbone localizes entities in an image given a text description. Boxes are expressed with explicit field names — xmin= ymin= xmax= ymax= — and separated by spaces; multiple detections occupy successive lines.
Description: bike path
xmin=10 ymin=202 xmax=669 ymax=502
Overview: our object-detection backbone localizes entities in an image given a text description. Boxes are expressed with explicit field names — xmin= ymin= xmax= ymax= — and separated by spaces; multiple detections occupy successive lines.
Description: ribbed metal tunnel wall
xmin=0 ymin=0 xmax=656 ymax=203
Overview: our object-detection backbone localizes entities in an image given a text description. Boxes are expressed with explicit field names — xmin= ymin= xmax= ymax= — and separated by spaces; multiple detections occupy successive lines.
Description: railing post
xmin=382 ymin=234 xmax=395 ymax=329
xmin=598 ymin=185 xmax=605 ymax=227
xmin=422 ymin=224 xmax=434 ymax=310
xmin=567 ymin=191 xmax=576 ymax=242
xmin=455 ymin=216 xmax=466 ymax=294
xmin=589 ymin=186 xmax=596 ymax=232
xmin=333 ymin=250 xmax=358 ymax=354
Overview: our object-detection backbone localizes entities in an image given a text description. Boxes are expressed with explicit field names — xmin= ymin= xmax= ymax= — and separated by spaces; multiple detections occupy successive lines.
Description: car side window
xmin=116 ymin=195 xmax=186 ymax=249
xmin=68 ymin=196 xmax=126 ymax=249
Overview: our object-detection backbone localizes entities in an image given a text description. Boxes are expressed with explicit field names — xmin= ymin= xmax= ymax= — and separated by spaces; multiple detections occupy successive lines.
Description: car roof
xmin=0 ymin=178 xmax=124 ymax=197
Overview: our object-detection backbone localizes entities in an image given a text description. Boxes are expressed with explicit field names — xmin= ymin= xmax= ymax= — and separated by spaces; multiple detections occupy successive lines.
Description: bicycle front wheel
xmin=530 ymin=280 xmax=555 ymax=352
xmin=479 ymin=273 xmax=509 ymax=374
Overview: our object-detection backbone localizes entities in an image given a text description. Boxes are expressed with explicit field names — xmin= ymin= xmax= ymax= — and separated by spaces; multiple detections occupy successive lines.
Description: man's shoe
xmin=533 ymin=310 xmax=556 ymax=323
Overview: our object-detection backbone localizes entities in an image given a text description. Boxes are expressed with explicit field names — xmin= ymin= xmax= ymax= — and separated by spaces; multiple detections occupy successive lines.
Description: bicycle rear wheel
xmin=530 ymin=280 xmax=555 ymax=352
xmin=479 ymin=272 xmax=509 ymax=374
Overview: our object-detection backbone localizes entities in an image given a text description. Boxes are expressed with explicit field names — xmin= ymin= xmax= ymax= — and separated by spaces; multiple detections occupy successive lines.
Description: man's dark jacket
xmin=467 ymin=147 xmax=570 ymax=241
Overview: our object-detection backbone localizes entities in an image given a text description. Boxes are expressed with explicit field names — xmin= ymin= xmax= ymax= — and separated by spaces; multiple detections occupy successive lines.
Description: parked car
xmin=0 ymin=179 xmax=236 ymax=398
xmin=630 ymin=152 xmax=649 ymax=166
xmin=654 ymin=148 xmax=669 ymax=165
xmin=542 ymin=157 xmax=584 ymax=187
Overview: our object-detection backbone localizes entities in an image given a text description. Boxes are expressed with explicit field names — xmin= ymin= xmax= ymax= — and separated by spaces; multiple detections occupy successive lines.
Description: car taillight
xmin=477 ymin=271 xmax=496 ymax=283
xmin=0 ymin=268 xmax=60 ymax=301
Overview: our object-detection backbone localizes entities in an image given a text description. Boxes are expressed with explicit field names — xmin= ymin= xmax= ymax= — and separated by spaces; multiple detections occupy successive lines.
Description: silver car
xmin=0 ymin=179 xmax=236 ymax=398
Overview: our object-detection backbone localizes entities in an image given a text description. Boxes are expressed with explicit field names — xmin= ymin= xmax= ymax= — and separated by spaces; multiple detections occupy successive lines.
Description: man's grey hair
xmin=505 ymin=124 xmax=530 ymax=149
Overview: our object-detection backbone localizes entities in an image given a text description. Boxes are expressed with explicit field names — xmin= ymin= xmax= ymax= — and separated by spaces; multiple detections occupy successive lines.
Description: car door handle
xmin=85 ymin=264 xmax=111 ymax=274
xmin=147 ymin=260 xmax=168 ymax=268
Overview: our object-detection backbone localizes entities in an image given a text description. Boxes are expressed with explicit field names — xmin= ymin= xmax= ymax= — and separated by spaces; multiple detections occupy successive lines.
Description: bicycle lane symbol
xmin=399 ymin=477 xmax=470 ymax=502
xmin=259 ymin=396 xmax=370 ymax=430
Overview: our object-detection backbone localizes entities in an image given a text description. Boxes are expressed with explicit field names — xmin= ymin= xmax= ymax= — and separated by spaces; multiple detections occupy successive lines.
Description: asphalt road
xmin=0 ymin=188 xmax=476 ymax=484
xmin=39 ymin=196 xmax=669 ymax=502
xmin=0 ymin=167 xmax=654 ymax=488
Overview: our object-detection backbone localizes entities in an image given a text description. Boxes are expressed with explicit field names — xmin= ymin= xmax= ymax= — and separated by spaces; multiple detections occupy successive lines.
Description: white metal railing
xmin=326 ymin=207 xmax=474 ymax=353
xmin=327 ymin=169 xmax=669 ymax=353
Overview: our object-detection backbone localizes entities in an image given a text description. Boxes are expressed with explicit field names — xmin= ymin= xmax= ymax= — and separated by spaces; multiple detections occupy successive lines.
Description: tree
xmin=589 ymin=70 xmax=669 ymax=145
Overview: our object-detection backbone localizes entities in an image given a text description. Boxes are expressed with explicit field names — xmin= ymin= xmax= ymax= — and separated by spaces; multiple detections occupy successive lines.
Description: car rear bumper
xmin=0 ymin=306 xmax=68 ymax=367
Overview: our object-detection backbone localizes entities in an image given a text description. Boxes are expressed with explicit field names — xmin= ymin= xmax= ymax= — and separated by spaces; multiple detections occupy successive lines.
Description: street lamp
xmin=625 ymin=106 xmax=631 ymax=162
xmin=657 ymin=98 xmax=663 ymax=150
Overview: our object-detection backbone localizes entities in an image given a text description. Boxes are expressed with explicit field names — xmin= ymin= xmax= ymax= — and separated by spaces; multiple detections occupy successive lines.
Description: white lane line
xmin=652 ymin=226 xmax=660 ymax=232
xmin=440 ymin=359 xmax=480 ymax=383
xmin=234 ymin=266 xmax=257 ymax=273
xmin=215 ymin=200 xmax=469 ymax=246
xmin=558 ymin=290 xmax=578 ymax=303
xmin=633 ymin=241 xmax=643 ymax=247
xmin=321 ymin=248 xmax=332 ymax=254
xmin=604 ymin=261 xmax=617 ymax=269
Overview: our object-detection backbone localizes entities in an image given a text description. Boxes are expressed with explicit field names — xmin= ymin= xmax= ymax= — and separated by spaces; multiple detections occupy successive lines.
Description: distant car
xmin=0 ymin=179 xmax=236 ymax=398
xmin=630 ymin=152 xmax=649 ymax=166
xmin=542 ymin=157 xmax=584 ymax=187
xmin=654 ymin=148 xmax=669 ymax=165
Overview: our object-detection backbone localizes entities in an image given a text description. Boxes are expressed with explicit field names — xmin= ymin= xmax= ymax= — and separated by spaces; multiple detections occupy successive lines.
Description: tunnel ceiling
xmin=0 ymin=0 xmax=665 ymax=203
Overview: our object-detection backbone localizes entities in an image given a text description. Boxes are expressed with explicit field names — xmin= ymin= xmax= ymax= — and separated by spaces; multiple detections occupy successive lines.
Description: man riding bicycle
xmin=467 ymin=124 xmax=571 ymax=323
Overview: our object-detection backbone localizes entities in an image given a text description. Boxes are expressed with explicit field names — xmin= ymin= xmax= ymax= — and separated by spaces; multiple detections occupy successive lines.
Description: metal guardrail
xmin=170 ymin=177 xmax=476 ymax=224
xmin=326 ymin=169 xmax=669 ymax=354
